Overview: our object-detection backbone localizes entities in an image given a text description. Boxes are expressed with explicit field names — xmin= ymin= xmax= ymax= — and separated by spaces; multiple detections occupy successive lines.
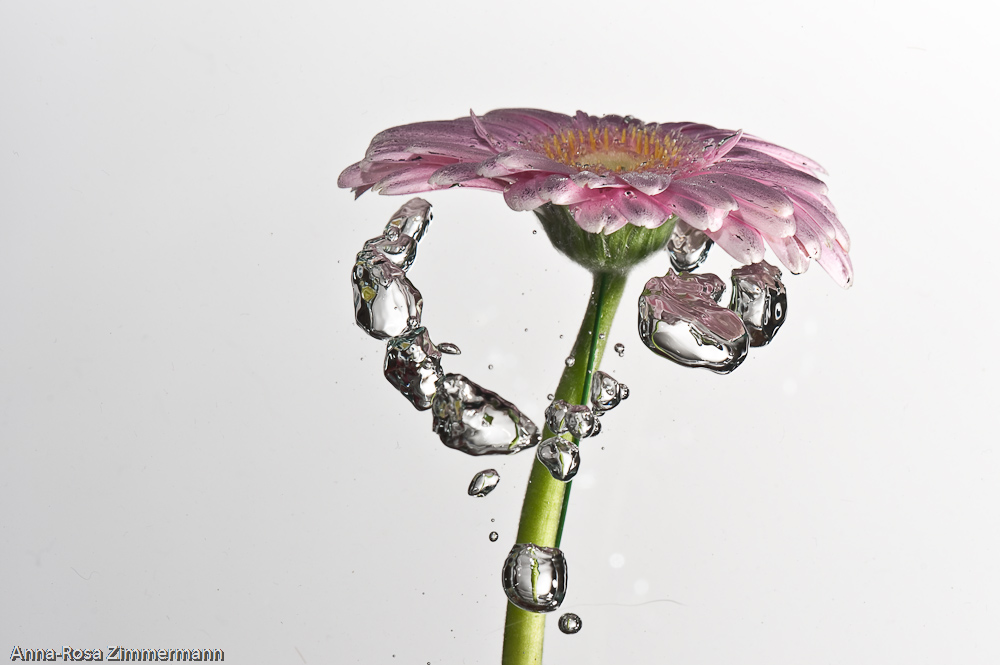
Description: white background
xmin=2 ymin=2 xmax=997 ymax=663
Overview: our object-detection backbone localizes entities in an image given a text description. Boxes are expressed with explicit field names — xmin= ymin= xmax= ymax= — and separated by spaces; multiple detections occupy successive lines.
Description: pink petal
xmin=791 ymin=213 xmax=823 ymax=258
xmin=503 ymin=177 xmax=548 ymax=211
xmin=668 ymin=179 xmax=737 ymax=212
xmin=338 ymin=163 xmax=365 ymax=189
xmin=706 ymin=217 xmax=766 ymax=264
xmin=612 ymin=189 xmax=672 ymax=229
xmin=694 ymin=173 xmax=794 ymax=217
xmin=570 ymin=196 xmax=625 ymax=234
xmin=571 ymin=171 xmax=625 ymax=189
xmin=766 ymin=235 xmax=810 ymax=275
xmin=738 ymin=135 xmax=827 ymax=174
xmin=617 ymin=171 xmax=673 ymax=196
xmin=476 ymin=150 xmax=576 ymax=178
xmin=538 ymin=175 xmax=594 ymax=206
xmin=814 ymin=236 xmax=853 ymax=288
xmin=735 ymin=199 xmax=796 ymax=238
xmin=659 ymin=192 xmax=727 ymax=232
xmin=373 ymin=165 xmax=443 ymax=195
xmin=790 ymin=192 xmax=851 ymax=252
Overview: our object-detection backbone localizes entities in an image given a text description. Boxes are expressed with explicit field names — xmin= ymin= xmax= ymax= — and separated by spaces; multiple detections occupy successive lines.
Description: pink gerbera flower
xmin=338 ymin=109 xmax=852 ymax=287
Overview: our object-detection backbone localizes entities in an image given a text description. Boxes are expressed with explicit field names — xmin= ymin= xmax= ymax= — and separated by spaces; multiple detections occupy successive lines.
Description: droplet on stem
xmin=501 ymin=543 xmax=568 ymax=613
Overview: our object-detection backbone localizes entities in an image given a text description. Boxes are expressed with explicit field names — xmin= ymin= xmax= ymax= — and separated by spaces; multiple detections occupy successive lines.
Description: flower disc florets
xmin=339 ymin=109 xmax=852 ymax=287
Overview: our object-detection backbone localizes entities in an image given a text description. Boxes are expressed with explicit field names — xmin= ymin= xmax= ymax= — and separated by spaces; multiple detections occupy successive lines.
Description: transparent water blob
xmin=383 ymin=326 xmax=443 ymax=410
xmin=468 ymin=469 xmax=500 ymax=497
xmin=590 ymin=371 xmax=629 ymax=414
xmin=431 ymin=374 xmax=540 ymax=456
xmin=384 ymin=197 xmax=432 ymax=242
xmin=545 ymin=400 xmax=599 ymax=439
xmin=729 ymin=261 xmax=787 ymax=347
xmin=558 ymin=613 xmax=582 ymax=634
xmin=489 ymin=531 xmax=499 ymax=542
xmin=438 ymin=342 xmax=461 ymax=355
xmin=352 ymin=250 xmax=423 ymax=340
xmin=638 ymin=270 xmax=749 ymax=374
xmin=614 ymin=343 xmax=625 ymax=357
xmin=501 ymin=543 xmax=568 ymax=613
xmin=667 ymin=219 xmax=714 ymax=272
xmin=536 ymin=437 xmax=581 ymax=482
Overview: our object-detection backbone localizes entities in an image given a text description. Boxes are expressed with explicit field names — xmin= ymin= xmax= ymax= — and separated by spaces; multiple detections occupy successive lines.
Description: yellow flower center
xmin=536 ymin=125 xmax=687 ymax=174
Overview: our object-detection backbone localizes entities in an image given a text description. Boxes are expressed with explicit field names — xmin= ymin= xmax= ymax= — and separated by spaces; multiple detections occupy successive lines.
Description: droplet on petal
xmin=489 ymin=531 xmax=499 ymax=542
xmin=468 ymin=469 xmax=501 ymax=497
xmin=590 ymin=371 xmax=628 ymax=414
xmin=667 ymin=220 xmax=714 ymax=272
xmin=558 ymin=613 xmax=582 ymax=634
xmin=537 ymin=436 xmax=581 ymax=481
xmin=502 ymin=543 xmax=568 ymax=613
xmin=384 ymin=326 xmax=443 ymax=410
xmin=729 ymin=261 xmax=787 ymax=347
xmin=638 ymin=271 xmax=749 ymax=374
xmin=352 ymin=250 xmax=423 ymax=340
xmin=565 ymin=356 xmax=575 ymax=367
xmin=431 ymin=374 xmax=540 ymax=455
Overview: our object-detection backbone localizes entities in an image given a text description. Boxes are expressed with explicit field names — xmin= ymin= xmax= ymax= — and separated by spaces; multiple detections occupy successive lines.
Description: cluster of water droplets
xmin=638 ymin=259 xmax=787 ymax=373
xmin=351 ymin=198 xmax=540 ymax=456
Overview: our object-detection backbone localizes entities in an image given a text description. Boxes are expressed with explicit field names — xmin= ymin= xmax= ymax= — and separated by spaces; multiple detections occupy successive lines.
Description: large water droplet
xmin=502 ymin=543 xmax=568 ymax=613
xmin=667 ymin=220 xmax=714 ymax=272
xmin=384 ymin=197 xmax=432 ymax=242
xmin=545 ymin=400 xmax=599 ymax=438
xmin=364 ymin=233 xmax=418 ymax=272
xmin=383 ymin=326 xmax=443 ymax=410
xmin=536 ymin=436 xmax=581 ymax=481
xmin=431 ymin=374 xmax=540 ymax=456
xmin=729 ymin=261 xmax=787 ymax=347
xmin=590 ymin=371 xmax=629 ymax=414
xmin=352 ymin=251 xmax=423 ymax=340
xmin=614 ymin=343 xmax=625 ymax=357
xmin=468 ymin=469 xmax=500 ymax=497
xmin=558 ymin=613 xmax=582 ymax=634
xmin=638 ymin=270 xmax=748 ymax=374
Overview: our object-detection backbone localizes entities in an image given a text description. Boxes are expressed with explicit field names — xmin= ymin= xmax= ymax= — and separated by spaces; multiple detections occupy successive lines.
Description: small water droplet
xmin=546 ymin=393 xmax=554 ymax=401
xmin=590 ymin=371 xmax=629 ymax=414
xmin=468 ymin=469 xmax=501 ymax=497
xmin=729 ymin=261 xmax=787 ymax=347
xmin=352 ymin=251 xmax=423 ymax=340
xmin=559 ymin=334 xmax=564 ymax=339
xmin=598 ymin=332 xmax=606 ymax=340
xmin=439 ymin=342 xmax=462 ymax=355
xmin=491 ymin=518 xmax=495 ymax=522
xmin=532 ymin=230 xmax=538 ymax=235
xmin=667 ymin=221 xmax=714 ymax=273
xmin=384 ymin=327 xmax=444 ymax=410
xmin=537 ymin=437 xmax=581 ymax=481
xmin=488 ymin=364 xmax=494 ymax=370
xmin=489 ymin=531 xmax=499 ymax=542
xmin=502 ymin=543 xmax=568 ymax=613
xmin=558 ymin=613 xmax=582 ymax=634
xmin=545 ymin=400 xmax=599 ymax=438
xmin=431 ymin=374 xmax=540 ymax=455
xmin=524 ymin=328 xmax=528 ymax=332
xmin=639 ymin=271 xmax=748 ymax=374
xmin=565 ymin=356 xmax=575 ymax=367
xmin=614 ymin=343 xmax=625 ymax=357
xmin=385 ymin=198 xmax=433 ymax=242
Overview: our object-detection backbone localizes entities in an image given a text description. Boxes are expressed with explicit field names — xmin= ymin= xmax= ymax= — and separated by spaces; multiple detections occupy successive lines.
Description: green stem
xmin=501 ymin=270 xmax=628 ymax=665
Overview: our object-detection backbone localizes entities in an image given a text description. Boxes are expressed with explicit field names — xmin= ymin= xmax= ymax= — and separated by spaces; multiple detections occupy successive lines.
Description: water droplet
xmin=729 ymin=261 xmax=787 ymax=347
xmin=592 ymin=418 xmax=602 ymax=436
xmin=352 ymin=251 xmax=423 ymax=340
xmin=559 ymin=334 xmax=564 ymax=339
xmin=614 ymin=343 xmax=625 ymax=357
xmin=558 ymin=613 xmax=582 ymax=634
xmin=545 ymin=400 xmax=599 ymax=438
xmin=502 ymin=543 xmax=568 ymax=613
xmin=532 ymin=230 xmax=538 ymax=235
xmin=590 ymin=371 xmax=629 ymax=414
xmin=384 ymin=327 xmax=444 ymax=410
xmin=489 ymin=531 xmax=499 ymax=542
xmin=564 ymin=356 xmax=575 ymax=367
xmin=488 ymin=364 xmax=494 ymax=370
xmin=439 ymin=342 xmax=462 ymax=355
xmin=536 ymin=436 xmax=581 ymax=481
xmin=598 ymin=332 xmax=606 ymax=340
xmin=431 ymin=374 xmax=540 ymax=455
xmin=364 ymin=233 xmax=418 ymax=271
xmin=639 ymin=270 xmax=749 ymax=374
xmin=384 ymin=198 xmax=432 ymax=242
xmin=546 ymin=393 xmax=554 ymax=401
xmin=667 ymin=220 xmax=714 ymax=272
xmin=468 ymin=469 xmax=500 ymax=497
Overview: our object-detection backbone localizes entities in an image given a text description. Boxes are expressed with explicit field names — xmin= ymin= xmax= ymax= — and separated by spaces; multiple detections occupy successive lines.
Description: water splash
xmin=729 ymin=261 xmax=787 ymax=347
xmin=431 ymin=374 xmax=540 ymax=455
xmin=536 ymin=436 xmax=581 ymax=482
xmin=667 ymin=220 xmax=714 ymax=272
xmin=468 ymin=469 xmax=501 ymax=497
xmin=502 ymin=543 xmax=568 ymax=613
xmin=384 ymin=327 xmax=443 ymax=410
xmin=558 ymin=613 xmax=582 ymax=634
xmin=590 ymin=371 xmax=629 ymax=414
xmin=638 ymin=270 xmax=749 ymax=374
xmin=352 ymin=250 xmax=423 ymax=340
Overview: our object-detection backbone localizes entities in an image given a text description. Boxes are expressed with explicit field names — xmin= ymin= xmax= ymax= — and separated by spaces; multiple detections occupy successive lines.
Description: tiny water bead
xmin=614 ymin=343 xmax=625 ymax=357
xmin=729 ymin=261 xmax=787 ymax=347
xmin=502 ymin=543 xmax=569 ymax=613
xmin=490 ymin=531 xmax=499 ymax=542
xmin=536 ymin=437 xmax=581 ymax=482
xmin=564 ymin=356 xmax=575 ymax=367
xmin=468 ymin=469 xmax=501 ymax=497
xmin=431 ymin=374 xmax=540 ymax=456
xmin=545 ymin=400 xmax=600 ymax=439
xmin=589 ymin=371 xmax=629 ymax=414
xmin=558 ymin=613 xmax=582 ymax=635
xmin=666 ymin=219 xmax=714 ymax=272
xmin=383 ymin=326 xmax=443 ymax=410
xmin=638 ymin=270 xmax=749 ymax=374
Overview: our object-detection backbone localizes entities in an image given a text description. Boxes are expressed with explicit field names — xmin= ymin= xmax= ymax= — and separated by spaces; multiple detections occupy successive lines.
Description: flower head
xmin=339 ymin=109 xmax=852 ymax=287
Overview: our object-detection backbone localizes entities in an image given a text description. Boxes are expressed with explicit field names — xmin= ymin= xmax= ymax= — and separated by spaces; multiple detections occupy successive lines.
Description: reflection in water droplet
xmin=352 ymin=251 xmax=423 ymax=340
xmin=384 ymin=327 xmax=443 ymax=410
xmin=384 ymin=198 xmax=432 ymax=242
xmin=431 ymin=374 xmax=540 ymax=455
xmin=614 ymin=343 xmax=625 ymax=357
xmin=558 ymin=613 xmax=582 ymax=634
xmin=502 ymin=543 xmax=568 ymax=613
xmin=490 ymin=531 xmax=499 ymax=542
xmin=537 ymin=437 xmax=581 ymax=481
xmin=468 ymin=469 xmax=500 ymax=497
xmin=546 ymin=400 xmax=599 ymax=438
xmin=638 ymin=270 xmax=748 ymax=374
xmin=729 ymin=261 xmax=787 ymax=347
xmin=439 ymin=342 xmax=462 ymax=355
xmin=667 ymin=220 xmax=714 ymax=272
xmin=565 ymin=356 xmax=575 ymax=367
xmin=590 ymin=371 xmax=629 ymax=414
